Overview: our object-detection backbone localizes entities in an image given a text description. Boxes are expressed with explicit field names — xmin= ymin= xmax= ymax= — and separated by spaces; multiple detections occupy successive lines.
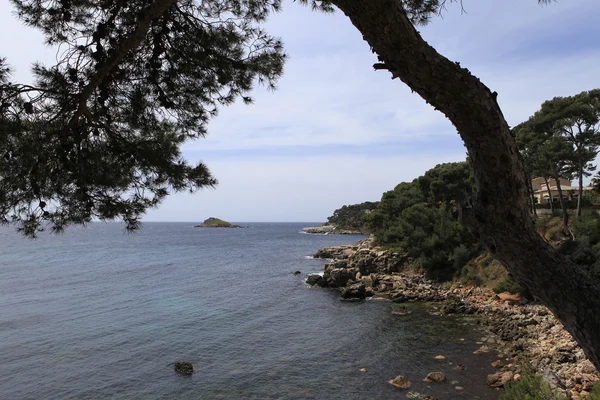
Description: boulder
xmin=174 ymin=361 xmax=193 ymax=375
xmin=389 ymin=375 xmax=411 ymax=388
xmin=487 ymin=371 xmax=514 ymax=387
xmin=424 ymin=372 xmax=446 ymax=383
xmin=306 ymin=274 xmax=323 ymax=286
xmin=341 ymin=281 xmax=366 ymax=300
xmin=325 ymin=268 xmax=354 ymax=288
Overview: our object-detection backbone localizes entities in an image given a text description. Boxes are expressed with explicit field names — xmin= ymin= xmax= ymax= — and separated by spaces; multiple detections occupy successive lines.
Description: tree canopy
xmin=1 ymin=0 xmax=284 ymax=236
xmin=365 ymin=161 xmax=479 ymax=280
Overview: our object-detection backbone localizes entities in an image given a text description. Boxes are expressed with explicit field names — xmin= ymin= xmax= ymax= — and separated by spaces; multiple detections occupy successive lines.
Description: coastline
xmin=307 ymin=237 xmax=600 ymax=399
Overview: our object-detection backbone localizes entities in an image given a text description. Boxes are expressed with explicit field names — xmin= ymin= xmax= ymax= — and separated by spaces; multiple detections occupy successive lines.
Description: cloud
xmin=1 ymin=0 xmax=599 ymax=221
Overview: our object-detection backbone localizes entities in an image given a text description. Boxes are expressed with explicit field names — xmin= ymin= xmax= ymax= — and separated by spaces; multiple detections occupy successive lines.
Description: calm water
xmin=0 ymin=222 xmax=499 ymax=399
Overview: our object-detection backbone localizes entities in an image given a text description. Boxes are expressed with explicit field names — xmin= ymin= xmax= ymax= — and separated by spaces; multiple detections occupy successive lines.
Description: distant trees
xmin=326 ymin=201 xmax=379 ymax=231
xmin=365 ymin=162 xmax=480 ymax=280
xmin=514 ymin=89 xmax=600 ymax=225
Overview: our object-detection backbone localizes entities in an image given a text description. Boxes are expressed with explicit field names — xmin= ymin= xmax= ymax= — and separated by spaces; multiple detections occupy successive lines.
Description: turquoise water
xmin=0 ymin=222 xmax=498 ymax=399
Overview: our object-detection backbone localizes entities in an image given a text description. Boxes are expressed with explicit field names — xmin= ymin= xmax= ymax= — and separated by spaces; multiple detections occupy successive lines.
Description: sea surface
xmin=0 ymin=222 xmax=500 ymax=399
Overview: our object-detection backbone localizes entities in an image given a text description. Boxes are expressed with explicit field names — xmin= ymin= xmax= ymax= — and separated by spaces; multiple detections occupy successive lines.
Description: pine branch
xmin=68 ymin=0 xmax=178 ymax=129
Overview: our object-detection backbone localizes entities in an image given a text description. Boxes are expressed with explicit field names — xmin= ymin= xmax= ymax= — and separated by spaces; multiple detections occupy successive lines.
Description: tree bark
xmin=330 ymin=0 xmax=600 ymax=369
xmin=543 ymin=176 xmax=554 ymax=213
xmin=578 ymin=165 xmax=584 ymax=218
xmin=553 ymin=175 xmax=569 ymax=228
xmin=526 ymin=171 xmax=537 ymax=217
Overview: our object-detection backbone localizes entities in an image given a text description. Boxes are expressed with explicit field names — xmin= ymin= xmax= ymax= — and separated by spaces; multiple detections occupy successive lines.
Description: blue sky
xmin=2 ymin=0 xmax=599 ymax=222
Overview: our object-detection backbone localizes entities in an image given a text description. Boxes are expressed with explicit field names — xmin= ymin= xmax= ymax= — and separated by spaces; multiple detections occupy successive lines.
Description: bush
xmin=588 ymin=381 xmax=600 ymax=400
xmin=493 ymin=275 xmax=524 ymax=295
xmin=500 ymin=368 xmax=565 ymax=400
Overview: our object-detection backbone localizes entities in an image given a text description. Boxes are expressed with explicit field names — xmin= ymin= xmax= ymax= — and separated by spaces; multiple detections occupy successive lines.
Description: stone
xmin=388 ymin=375 xmax=411 ymax=388
xmin=424 ymin=372 xmax=446 ymax=383
xmin=473 ymin=345 xmax=489 ymax=354
xmin=487 ymin=371 xmax=514 ymax=387
xmin=359 ymin=368 xmax=367 ymax=372
xmin=174 ymin=361 xmax=193 ymax=375
xmin=341 ymin=281 xmax=366 ymax=300
xmin=434 ymin=355 xmax=446 ymax=360
xmin=293 ymin=271 xmax=301 ymax=276
xmin=306 ymin=274 xmax=322 ymax=286
xmin=325 ymin=268 xmax=354 ymax=287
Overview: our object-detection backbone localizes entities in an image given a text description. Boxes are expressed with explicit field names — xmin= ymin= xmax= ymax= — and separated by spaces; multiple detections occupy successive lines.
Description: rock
xmin=455 ymin=364 xmax=466 ymax=371
xmin=359 ymin=368 xmax=367 ymax=372
xmin=487 ymin=371 xmax=514 ymax=387
xmin=541 ymin=369 xmax=561 ymax=390
xmin=455 ymin=386 xmax=464 ymax=390
xmin=473 ymin=345 xmax=489 ymax=354
xmin=341 ymin=281 xmax=366 ymax=300
xmin=325 ymin=268 xmax=354 ymax=288
xmin=424 ymin=372 xmax=446 ymax=383
xmin=174 ymin=361 xmax=193 ymax=375
xmin=491 ymin=360 xmax=504 ymax=368
xmin=434 ymin=355 xmax=446 ymax=360
xmin=391 ymin=306 xmax=412 ymax=316
xmin=388 ymin=375 xmax=411 ymax=388
xmin=293 ymin=271 xmax=301 ymax=276
xmin=306 ymin=274 xmax=323 ymax=286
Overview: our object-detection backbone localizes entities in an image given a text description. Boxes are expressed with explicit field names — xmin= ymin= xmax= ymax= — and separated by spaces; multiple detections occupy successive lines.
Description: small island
xmin=194 ymin=217 xmax=243 ymax=228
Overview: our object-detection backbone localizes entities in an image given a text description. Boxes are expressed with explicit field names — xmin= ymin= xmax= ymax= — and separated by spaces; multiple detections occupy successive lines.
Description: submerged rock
xmin=174 ymin=361 xmax=193 ymax=375
xmin=424 ymin=372 xmax=446 ymax=383
xmin=388 ymin=375 xmax=411 ymax=388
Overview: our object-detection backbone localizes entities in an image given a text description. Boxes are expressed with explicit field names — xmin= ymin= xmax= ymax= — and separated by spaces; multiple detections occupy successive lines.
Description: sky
xmin=1 ymin=0 xmax=599 ymax=222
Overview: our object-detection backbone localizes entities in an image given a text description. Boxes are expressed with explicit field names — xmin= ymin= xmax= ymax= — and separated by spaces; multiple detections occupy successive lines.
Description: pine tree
xmin=1 ymin=0 xmax=285 ymax=236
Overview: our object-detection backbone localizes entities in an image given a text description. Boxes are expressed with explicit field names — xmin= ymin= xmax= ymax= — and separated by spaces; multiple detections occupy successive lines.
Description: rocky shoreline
xmin=300 ymin=224 xmax=363 ymax=235
xmin=306 ymin=238 xmax=599 ymax=399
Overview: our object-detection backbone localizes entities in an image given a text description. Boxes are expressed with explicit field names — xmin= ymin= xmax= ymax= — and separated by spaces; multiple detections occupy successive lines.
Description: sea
xmin=0 ymin=222 xmax=500 ymax=399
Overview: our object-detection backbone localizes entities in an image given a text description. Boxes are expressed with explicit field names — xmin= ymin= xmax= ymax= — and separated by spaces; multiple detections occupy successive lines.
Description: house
xmin=531 ymin=177 xmax=593 ymax=203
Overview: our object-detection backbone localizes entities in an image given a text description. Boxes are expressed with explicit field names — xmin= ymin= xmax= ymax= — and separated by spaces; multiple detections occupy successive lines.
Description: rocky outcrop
xmin=307 ymin=237 xmax=600 ymax=399
xmin=301 ymin=224 xmax=363 ymax=235
xmin=174 ymin=361 xmax=193 ymax=375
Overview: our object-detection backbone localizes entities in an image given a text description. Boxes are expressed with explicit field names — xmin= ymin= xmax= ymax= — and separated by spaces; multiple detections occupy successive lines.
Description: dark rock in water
xmin=325 ymin=268 xmax=354 ymax=288
xmin=306 ymin=274 xmax=323 ymax=286
xmin=174 ymin=360 xmax=193 ymax=375
xmin=341 ymin=281 xmax=366 ymax=300
xmin=293 ymin=271 xmax=301 ymax=276
xmin=389 ymin=375 xmax=411 ymax=388
xmin=424 ymin=372 xmax=446 ymax=383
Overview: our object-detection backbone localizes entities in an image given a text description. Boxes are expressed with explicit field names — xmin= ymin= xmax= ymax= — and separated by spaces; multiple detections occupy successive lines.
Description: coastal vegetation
xmin=1 ymin=0 xmax=600 ymax=370
xmin=194 ymin=217 xmax=241 ymax=228
xmin=326 ymin=201 xmax=379 ymax=232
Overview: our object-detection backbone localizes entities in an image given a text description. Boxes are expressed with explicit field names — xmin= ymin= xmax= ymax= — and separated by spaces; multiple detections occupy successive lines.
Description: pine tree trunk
xmin=526 ymin=171 xmax=537 ymax=217
xmin=544 ymin=176 xmax=554 ymax=213
xmin=330 ymin=0 xmax=600 ymax=369
xmin=578 ymin=165 xmax=584 ymax=218
xmin=553 ymin=176 xmax=569 ymax=228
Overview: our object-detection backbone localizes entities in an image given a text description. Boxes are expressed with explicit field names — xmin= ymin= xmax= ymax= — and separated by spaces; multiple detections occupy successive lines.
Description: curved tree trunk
xmin=330 ymin=0 xmax=600 ymax=369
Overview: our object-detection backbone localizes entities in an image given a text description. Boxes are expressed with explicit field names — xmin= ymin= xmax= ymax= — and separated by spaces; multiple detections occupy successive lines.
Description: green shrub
xmin=500 ymin=368 xmax=565 ymax=400
xmin=588 ymin=381 xmax=600 ymax=400
xmin=493 ymin=274 xmax=524 ymax=295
